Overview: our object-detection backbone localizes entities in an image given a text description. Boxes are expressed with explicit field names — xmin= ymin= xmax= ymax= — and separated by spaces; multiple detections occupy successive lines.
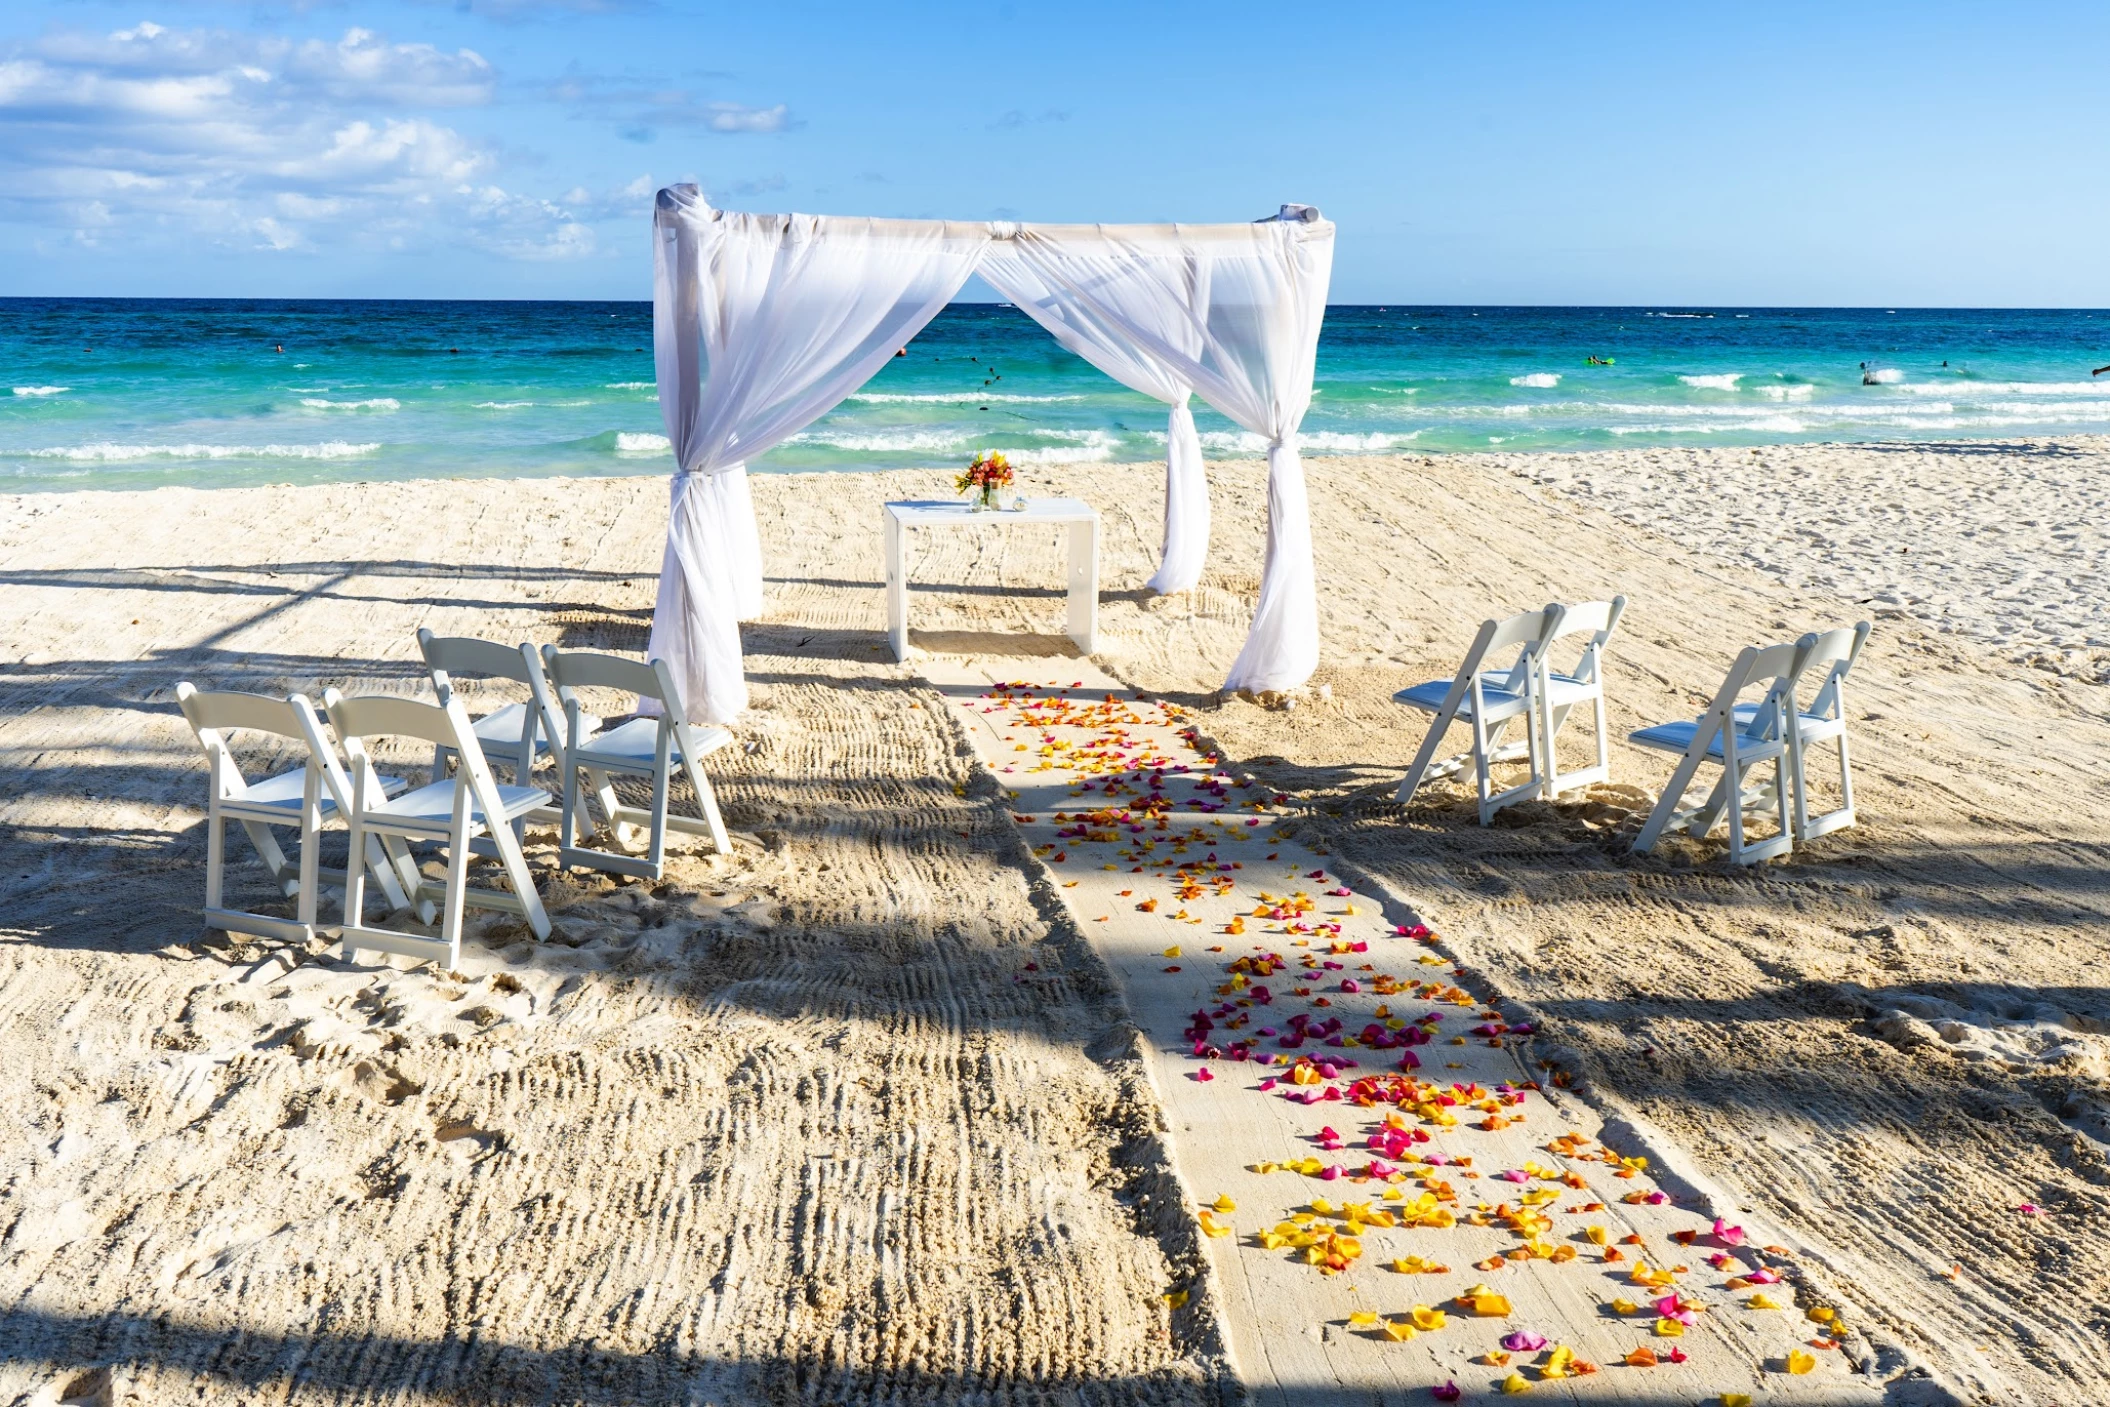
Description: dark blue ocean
xmin=3 ymin=300 xmax=2107 ymax=491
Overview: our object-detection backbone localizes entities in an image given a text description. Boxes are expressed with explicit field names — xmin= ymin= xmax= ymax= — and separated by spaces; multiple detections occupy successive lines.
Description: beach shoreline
xmin=1 ymin=441 xmax=2105 ymax=1404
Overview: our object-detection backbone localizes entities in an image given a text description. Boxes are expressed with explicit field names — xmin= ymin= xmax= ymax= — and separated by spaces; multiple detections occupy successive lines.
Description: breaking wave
xmin=1509 ymin=373 xmax=1560 ymax=389
xmin=12 ymin=386 xmax=68 ymax=397
xmin=300 ymin=397 xmax=399 ymax=411
xmin=1678 ymin=373 xmax=1743 ymax=390
xmin=27 ymin=441 xmax=381 ymax=461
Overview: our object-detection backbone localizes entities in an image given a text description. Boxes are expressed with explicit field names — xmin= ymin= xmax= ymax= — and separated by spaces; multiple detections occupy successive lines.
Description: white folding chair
xmin=1629 ymin=637 xmax=1812 ymax=865
xmin=326 ymin=690 xmax=552 ymax=968
xmin=1537 ymin=596 xmax=1627 ymax=797
xmin=416 ymin=628 xmax=611 ymax=802
xmin=1394 ymin=605 xmax=1559 ymax=824
xmin=176 ymin=684 xmax=418 ymax=940
xmin=542 ymin=647 xmax=733 ymax=880
xmin=1781 ymin=622 xmax=1871 ymax=843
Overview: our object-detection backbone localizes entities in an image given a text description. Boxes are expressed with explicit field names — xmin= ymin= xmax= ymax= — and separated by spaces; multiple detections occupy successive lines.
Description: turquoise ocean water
xmin=3 ymin=300 xmax=2107 ymax=492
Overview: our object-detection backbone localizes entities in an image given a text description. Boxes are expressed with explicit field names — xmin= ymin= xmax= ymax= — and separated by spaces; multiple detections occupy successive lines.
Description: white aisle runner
xmin=919 ymin=656 xmax=1876 ymax=1407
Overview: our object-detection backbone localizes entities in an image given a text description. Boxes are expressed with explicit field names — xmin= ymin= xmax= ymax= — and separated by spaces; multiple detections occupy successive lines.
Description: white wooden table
xmin=883 ymin=498 xmax=1100 ymax=661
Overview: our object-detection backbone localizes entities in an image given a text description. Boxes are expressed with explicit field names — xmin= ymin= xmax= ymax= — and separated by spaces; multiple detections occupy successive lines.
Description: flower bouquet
xmin=957 ymin=449 xmax=1015 ymax=511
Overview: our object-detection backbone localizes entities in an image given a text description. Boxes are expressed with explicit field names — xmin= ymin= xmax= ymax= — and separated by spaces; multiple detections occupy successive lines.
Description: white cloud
xmin=704 ymin=102 xmax=788 ymax=134
xmin=546 ymin=69 xmax=795 ymax=141
xmin=0 ymin=20 xmax=593 ymax=261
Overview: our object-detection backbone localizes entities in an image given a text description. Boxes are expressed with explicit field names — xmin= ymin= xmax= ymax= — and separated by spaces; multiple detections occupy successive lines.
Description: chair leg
xmin=296 ymin=787 xmax=321 ymax=939
xmin=438 ymin=825 xmax=472 ymax=969
xmin=1396 ymin=702 xmax=1462 ymax=806
xmin=681 ymin=755 xmax=732 ymax=855
xmin=559 ymin=759 xmax=578 ymax=851
xmin=1773 ymin=755 xmax=1794 ymax=853
xmin=646 ymin=759 xmax=671 ymax=875
xmin=1634 ymin=731 xmax=1713 ymax=854
xmin=362 ymin=834 xmax=414 ymax=913
xmin=380 ymin=836 xmax=434 ymax=925
xmin=340 ymin=811 xmax=370 ymax=960
xmin=490 ymin=821 xmax=552 ymax=940
xmin=1541 ymin=700 xmax=1571 ymax=794
xmin=1724 ymin=755 xmax=1747 ymax=861
xmin=1835 ymin=733 xmax=1856 ymax=824
xmin=588 ymin=769 xmax=637 ymax=848
xmin=1471 ymin=713 xmax=1495 ymax=824
xmin=205 ymin=800 xmax=226 ymax=916
xmin=240 ymin=819 xmax=297 ymax=895
xmin=1791 ymin=735 xmax=1812 ymax=842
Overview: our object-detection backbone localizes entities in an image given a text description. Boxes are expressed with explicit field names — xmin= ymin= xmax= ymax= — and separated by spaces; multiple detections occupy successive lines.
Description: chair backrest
xmin=176 ymin=683 xmax=328 ymax=799
xmin=542 ymin=646 xmax=703 ymax=740
xmin=1796 ymin=622 xmax=1871 ymax=723
xmin=1544 ymin=596 xmax=1627 ymax=686
xmin=1475 ymin=605 xmax=1560 ymax=696
xmin=418 ymin=629 xmax=536 ymax=688
xmin=541 ymin=646 xmax=664 ymax=702
xmin=1704 ymin=637 xmax=1811 ymax=747
xmin=418 ymin=629 xmax=560 ymax=755
xmin=325 ymin=689 xmax=506 ymax=815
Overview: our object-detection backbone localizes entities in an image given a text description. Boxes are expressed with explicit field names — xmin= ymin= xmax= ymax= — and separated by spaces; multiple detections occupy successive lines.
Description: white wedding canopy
xmin=647 ymin=184 xmax=1335 ymax=724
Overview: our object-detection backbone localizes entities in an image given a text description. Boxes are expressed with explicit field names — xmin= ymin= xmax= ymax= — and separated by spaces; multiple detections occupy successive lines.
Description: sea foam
xmin=28 ymin=442 xmax=380 ymax=461
xmin=1896 ymin=380 xmax=2110 ymax=396
xmin=846 ymin=392 xmax=1087 ymax=405
xmin=1509 ymin=373 xmax=1560 ymax=388
xmin=300 ymin=397 xmax=400 ymax=411
xmin=614 ymin=432 xmax=672 ymax=455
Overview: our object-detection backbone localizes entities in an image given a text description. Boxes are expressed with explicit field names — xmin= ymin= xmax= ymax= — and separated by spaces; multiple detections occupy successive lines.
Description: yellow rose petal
xmin=1787 ymin=1350 xmax=1816 ymax=1375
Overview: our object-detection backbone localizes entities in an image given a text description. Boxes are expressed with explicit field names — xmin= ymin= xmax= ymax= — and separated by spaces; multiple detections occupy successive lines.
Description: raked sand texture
xmin=0 ymin=479 xmax=1226 ymax=1406
xmin=1478 ymin=436 xmax=2110 ymax=683
xmin=0 ymin=440 xmax=2105 ymax=1405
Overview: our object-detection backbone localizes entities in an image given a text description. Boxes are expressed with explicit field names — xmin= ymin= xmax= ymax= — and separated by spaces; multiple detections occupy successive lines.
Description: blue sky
xmin=2 ymin=1 xmax=2105 ymax=304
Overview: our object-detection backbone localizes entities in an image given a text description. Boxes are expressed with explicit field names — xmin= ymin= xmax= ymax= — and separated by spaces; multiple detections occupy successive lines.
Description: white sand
xmin=1478 ymin=435 xmax=2110 ymax=682
xmin=0 ymin=438 xmax=2105 ymax=1404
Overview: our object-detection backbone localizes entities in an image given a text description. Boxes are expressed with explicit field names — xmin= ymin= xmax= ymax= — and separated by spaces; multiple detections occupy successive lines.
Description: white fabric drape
xmin=978 ymin=243 xmax=1209 ymax=594
xmin=988 ymin=214 xmax=1334 ymax=692
xmin=649 ymin=185 xmax=983 ymax=722
xmin=648 ymin=192 xmax=1333 ymax=722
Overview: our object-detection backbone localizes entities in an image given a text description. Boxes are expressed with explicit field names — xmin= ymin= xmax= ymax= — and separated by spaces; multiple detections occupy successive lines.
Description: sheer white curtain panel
xmin=649 ymin=186 xmax=983 ymax=722
xmin=977 ymin=242 xmax=1209 ymax=594
xmin=993 ymin=213 xmax=1334 ymax=692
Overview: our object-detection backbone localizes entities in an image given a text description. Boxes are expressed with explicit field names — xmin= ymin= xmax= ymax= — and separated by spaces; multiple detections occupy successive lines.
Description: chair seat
xmin=468 ymin=702 xmax=602 ymax=754
xmin=575 ymin=717 xmax=733 ymax=768
xmin=1628 ymin=718 xmax=1784 ymax=762
xmin=368 ymin=780 xmax=549 ymax=829
xmin=1543 ymin=671 xmax=1601 ymax=708
xmin=1730 ymin=702 xmax=1839 ymax=737
xmin=232 ymin=766 xmax=406 ymax=818
xmin=1393 ymin=677 xmax=1528 ymax=721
